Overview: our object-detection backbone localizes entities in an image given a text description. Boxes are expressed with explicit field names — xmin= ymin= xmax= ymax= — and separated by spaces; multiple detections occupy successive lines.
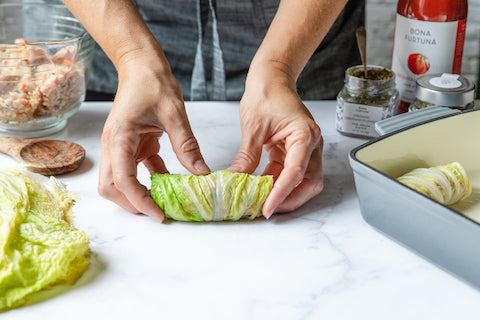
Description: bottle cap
xmin=415 ymin=73 xmax=475 ymax=107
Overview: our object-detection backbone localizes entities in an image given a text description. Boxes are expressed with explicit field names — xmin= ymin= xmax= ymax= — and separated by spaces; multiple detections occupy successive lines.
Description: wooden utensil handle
xmin=0 ymin=136 xmax=31 ymax=158
xmin=355 ymin=26 xmax=367 ymax=77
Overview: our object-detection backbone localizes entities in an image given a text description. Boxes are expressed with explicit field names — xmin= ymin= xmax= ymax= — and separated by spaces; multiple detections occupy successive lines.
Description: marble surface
xmin=1 ymin=101 xmax=480 ymax=319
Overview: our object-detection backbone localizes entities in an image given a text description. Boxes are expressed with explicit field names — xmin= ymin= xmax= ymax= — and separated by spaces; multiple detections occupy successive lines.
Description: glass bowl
xmin=0 ymin=2 xmax=95 ymax=137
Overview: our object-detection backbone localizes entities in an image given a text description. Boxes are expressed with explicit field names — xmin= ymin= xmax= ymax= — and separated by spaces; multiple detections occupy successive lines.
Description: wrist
xmin=115 ymin=36 xmax=171 ymax=77
xmin=117 ymin=54 xmax=173 ymax=89
xmin=246 ymin=59 xmax=298 ymax=96
xmin=113 ymin=45 xmax=184 ymax=115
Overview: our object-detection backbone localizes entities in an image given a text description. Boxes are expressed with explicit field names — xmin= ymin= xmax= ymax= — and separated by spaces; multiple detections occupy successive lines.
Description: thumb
xmin=228 ymin=132 xmax=263 ymax=174
xmin=168 ymin=125 xmax=210 ymax=175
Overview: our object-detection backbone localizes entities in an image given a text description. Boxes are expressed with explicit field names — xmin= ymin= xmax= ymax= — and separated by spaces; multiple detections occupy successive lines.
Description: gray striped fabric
xmin=87 ymin=0 xmax=365 ymax=101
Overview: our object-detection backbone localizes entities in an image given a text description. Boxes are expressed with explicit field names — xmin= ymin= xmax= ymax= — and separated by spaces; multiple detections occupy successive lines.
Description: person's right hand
xmin=98 ymin=59 xmax=210 ymax=222
xmin=58 ymin=0 xmax=210 ymax=221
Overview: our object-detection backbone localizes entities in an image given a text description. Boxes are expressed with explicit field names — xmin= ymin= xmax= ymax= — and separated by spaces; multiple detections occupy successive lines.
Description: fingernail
xmin=151 ymin=212 xmax=165 ymax=223
xmin=194 ymin=160 xmax=210 ymax=174
xmin=264 ymin=208 xmax=275 ymax=220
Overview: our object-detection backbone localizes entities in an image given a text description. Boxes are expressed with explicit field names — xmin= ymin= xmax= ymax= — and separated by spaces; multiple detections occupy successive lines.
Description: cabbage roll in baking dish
xmin=397 ymin=162 xmax=472 ymax=205
xmin=151 ymin=170 xmax=273 ymax=221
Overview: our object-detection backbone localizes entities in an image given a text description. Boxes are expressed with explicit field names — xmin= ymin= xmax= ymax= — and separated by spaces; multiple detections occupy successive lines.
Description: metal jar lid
xmin=415 ymin=73 xmax=476 ymax=107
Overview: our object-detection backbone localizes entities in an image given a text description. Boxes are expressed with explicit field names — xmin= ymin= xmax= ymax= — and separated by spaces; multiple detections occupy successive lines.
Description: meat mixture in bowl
xmin=0 ymin=38 xmax=85 ymax=124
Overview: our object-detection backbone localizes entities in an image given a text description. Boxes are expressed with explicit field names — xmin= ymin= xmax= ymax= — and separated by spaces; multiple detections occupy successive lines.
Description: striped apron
xmin=88 ymin=0 xmax=365 ymax=100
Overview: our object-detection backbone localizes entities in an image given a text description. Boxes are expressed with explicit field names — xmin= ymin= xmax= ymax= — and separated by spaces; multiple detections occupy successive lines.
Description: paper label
xmin=336 ymin=99 xmax=397 ymax=138
xmin=391 ymin=14 xmax=466 ymax=104
xmin=429 ymin=73 xmax=461 ymax=89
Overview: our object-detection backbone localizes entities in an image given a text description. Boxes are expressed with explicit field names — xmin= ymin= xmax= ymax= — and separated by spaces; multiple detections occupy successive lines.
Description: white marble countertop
xmin=1 ymin=101 xmax=480 ymax=319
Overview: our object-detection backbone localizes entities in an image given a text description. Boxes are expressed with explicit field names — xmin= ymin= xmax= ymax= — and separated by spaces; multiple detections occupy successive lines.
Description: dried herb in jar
xmin=342 ymin=66 xmax=397 ymax=107
xmin=336 ymin=65 xmax=399 ymax=139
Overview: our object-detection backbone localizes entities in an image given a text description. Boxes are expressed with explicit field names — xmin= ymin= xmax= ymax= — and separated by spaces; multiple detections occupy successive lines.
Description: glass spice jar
xmin=336 ymin=65 xmax=399 ymax=139
xmin=409 ymin=73 xmax=476 ymax=112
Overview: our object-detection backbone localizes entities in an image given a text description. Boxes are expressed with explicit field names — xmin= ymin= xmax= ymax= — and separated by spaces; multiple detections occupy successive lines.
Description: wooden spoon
xmin=0 ymin=136 xmax=85 ymax=175
xmin=356 ymin=26 xmax=368 ymax=78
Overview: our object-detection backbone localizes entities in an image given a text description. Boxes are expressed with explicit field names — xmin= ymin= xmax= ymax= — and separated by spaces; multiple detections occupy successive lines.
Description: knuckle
xmin=162 ymin=103 xmax=177 ymax=120
xmin=102 ymin=125 xmax=135 ymax=151
xmin=111 ymin=173 xmax=131 ymax=193
xmin=305 ymin=122 xmax=322 ymax=144
xmin=100 ymin=127 xmax=113 ymax=145
xmin=179 ymin=136 xmax=200 ymax=155
xmin=310 ymin=123 xmax=322 ymax=142
xmin=311 ymin=180 xmax=324 ymax=195
xmin=98 ymin=180 xmax=114 ymax=199
xmin=234 ymin=149 xmax=257 ymax=166
xmin=163 ymin=100 xmax=185 ymax=122
xmin=295 ymin=120 xmax=322 ymax=145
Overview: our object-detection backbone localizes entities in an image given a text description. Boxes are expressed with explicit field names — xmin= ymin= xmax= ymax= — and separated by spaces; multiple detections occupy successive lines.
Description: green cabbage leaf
xmin=151 ymin=170 xmax=273 ymax=221
xmin=0 ymin=168 xmax=89 ymax=310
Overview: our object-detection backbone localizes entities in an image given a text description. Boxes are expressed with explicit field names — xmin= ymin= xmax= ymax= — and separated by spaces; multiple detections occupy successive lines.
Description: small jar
xmin=409 ymin=73 xmax=476 ymax=112
xmin=336 ymin=65 xmax=399 ymax=139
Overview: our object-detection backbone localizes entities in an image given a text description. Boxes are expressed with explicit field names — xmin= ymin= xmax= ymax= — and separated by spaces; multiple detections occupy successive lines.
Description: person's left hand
xmin=228 ymin=65 xmax=324 ymax=219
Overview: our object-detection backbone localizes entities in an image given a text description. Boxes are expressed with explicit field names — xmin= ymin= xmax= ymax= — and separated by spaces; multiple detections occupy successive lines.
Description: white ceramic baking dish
xmin=349 ymin=108 xmax=480 ymax=289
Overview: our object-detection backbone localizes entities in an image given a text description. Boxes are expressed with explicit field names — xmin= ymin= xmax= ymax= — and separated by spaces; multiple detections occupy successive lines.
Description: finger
xmin=228 ymin=130 xmax=264 ymax=174
xmin=275 ymin=147 xmax=323 ymax=212
xmin=110 ymin=137 xmax=165 ymax=222
xmin=262 ymin=141 xmax=314 ymax=218
xmin=113 ymin=171 xmax=166 ymax=222
xmin=276 ymin=177 xmax=324 ymax=213
xmin=98 ymin=172 xmax=138 ymax=213
xmin=264 ymin=143 xmax=323 ymax=218
xmin=98 ymin=131 xmax=136 ymax=212
xmin=262 ymin=160 xmax=283 ymax=181
xmin=98 ymin=154 xmax=165 ymax=222
xmin=143 ymin=154 xmax=169 ymax=175
xmin=262 ymin=144 xmax=286 ymax=180
xmin=166 ymin=122 xmax=210 ymax=175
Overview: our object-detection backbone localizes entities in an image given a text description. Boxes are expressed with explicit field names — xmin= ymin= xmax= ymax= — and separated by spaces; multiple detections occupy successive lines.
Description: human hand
xmin=229 ymin=65 xmax=324 ymax=219
xmin=98 ymin=62 xmax=210 ymax=222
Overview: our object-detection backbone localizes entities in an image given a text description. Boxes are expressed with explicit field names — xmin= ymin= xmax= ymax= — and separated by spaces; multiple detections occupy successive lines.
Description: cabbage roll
xmin=397 ymin=162 xmax=472 ymax=205
xmin=150 ymin=170 xmax=273 ymax=221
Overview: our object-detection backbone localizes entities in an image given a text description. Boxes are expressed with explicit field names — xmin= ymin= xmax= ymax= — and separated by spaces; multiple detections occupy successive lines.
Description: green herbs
xmin=340 ymin=65 xmax=398 ymax=107
xmin=349 ymin=67 xmax=393 ymax=80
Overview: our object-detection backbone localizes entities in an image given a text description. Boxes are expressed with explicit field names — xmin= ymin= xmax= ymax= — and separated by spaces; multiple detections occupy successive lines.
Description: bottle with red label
xmin=391 ymin=0 xmax=468 ymax=114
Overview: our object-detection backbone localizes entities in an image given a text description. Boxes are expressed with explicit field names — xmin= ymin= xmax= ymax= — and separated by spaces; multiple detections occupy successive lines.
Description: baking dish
xmin=349 ymin=108 xmax=480 ymax=289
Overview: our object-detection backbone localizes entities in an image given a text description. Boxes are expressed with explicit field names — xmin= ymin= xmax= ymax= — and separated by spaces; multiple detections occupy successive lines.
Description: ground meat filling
xmin=0 ymin=38 xmax=85 ymax=123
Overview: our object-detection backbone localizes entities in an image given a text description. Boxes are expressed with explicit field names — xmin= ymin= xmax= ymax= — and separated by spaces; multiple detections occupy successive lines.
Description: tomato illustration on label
xmin=408 ymin=53 xmax=430 ymax=75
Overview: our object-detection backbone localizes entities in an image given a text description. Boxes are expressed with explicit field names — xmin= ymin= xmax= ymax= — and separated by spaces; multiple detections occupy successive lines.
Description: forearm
xmin=61 ymin=0 xmax=170 ymax=74
xmin=249 ymin=0 xmax=348 ymax=84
